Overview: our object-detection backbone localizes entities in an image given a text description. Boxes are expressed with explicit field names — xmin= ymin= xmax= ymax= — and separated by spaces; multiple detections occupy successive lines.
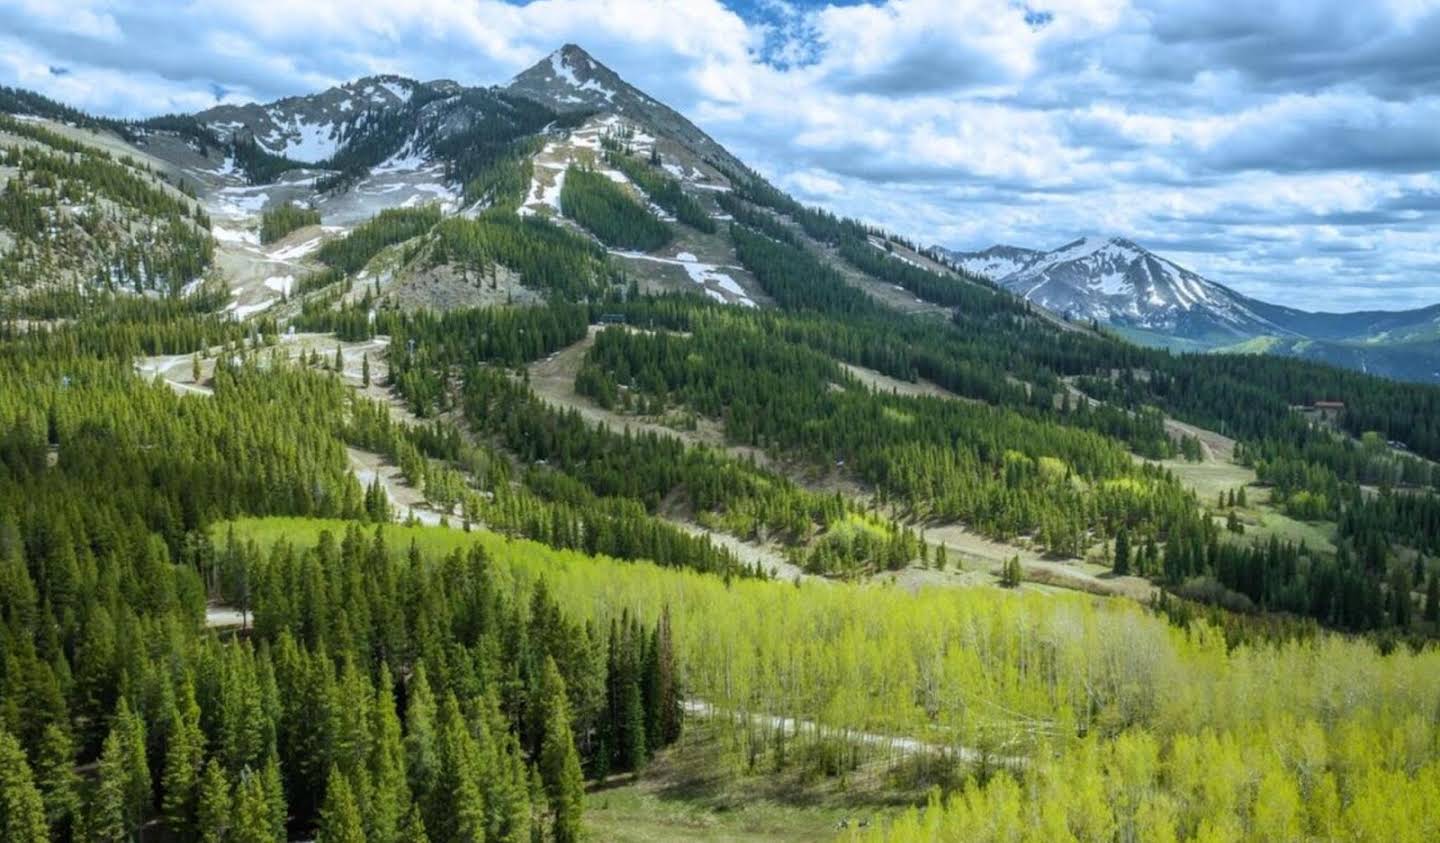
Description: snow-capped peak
xmin=938 ymin=235 xmax=1287 ymax=342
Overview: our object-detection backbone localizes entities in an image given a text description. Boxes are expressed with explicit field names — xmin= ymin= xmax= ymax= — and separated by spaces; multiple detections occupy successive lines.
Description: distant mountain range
xmin=5 ymin=43 xmax=1439 ymax=384
xmin=939 ymin=237 xmax=1440 ymax=382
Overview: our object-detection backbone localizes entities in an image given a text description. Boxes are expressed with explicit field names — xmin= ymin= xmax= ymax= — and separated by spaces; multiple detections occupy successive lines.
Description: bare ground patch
xmin=526 ymin=326 xmax=774 ymax=468
xmin=841 ymin=362 xmax=966 ymax=401
xmin=919 ymin=522 xmax=1157 ymax=600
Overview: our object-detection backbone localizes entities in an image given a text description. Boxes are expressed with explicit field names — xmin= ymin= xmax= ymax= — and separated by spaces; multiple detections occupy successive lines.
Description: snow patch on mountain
xmin=944 ymin=245 xmax=1042 ymax=282
xmin=940 ymin=236 xmax=1287 ymax=342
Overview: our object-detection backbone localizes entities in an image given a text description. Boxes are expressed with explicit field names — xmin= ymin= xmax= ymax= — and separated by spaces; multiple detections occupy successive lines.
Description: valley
xmin=2 ymin=40 xmax=1439 ymax=843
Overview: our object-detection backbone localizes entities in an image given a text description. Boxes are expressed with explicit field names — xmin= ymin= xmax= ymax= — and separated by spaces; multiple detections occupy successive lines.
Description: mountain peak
xmin=555 ymin=43 xmax=597 ymax=64
xmin=939 ymin=235 xmax=1282 ymax=341
xmin=504 ymin=44 xmax=747 ymax=172
xmin=506 ymin=44 xmax=624 ymax=113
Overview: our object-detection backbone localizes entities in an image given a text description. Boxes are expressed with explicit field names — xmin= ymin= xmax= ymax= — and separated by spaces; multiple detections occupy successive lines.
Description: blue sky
xmin=3 ymin=0 xmax=1438 ymax=311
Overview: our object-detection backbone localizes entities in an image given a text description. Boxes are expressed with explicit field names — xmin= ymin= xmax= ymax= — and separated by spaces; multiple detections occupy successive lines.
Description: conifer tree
xmin=620 ymin=663 xmax=647 ymax=771
xmin=538 ymin=659 xmax=584 ymax=843
xmin=196 ymin=760 xmax=232 ymax=843
xmin=34 ymin=724 xmax=80 ymax=841
xmin=89 ymin=728 xmax=131 ymax=843
xmin=1426 ymin=573 xmax=1440 ymax=624
xmin=162 ymin=678 xmax=206 ymax=836
xmin=398 ymin=807 xmax=429 ymax=843
xmin=0 ymin=728 xmax=50 ymax=843
xmin=317 ymin=767 xmax=366 ymax=843
xmin=261 ymin=755 xmax=287 ymax=843
xmin=1113 ymin=528 xmax=1131 ymax=576
xmin=367 ymin=665 xmax=408 ymax=843
xmin=403 ymin=664 xmax=438 ymax=810
xmin=231 ymin=768 xmax=276 ymax=843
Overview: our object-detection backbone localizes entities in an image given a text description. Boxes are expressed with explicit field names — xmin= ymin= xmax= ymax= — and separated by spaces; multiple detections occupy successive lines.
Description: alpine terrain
xmin=2 ymin=39 xmax=1439 ymax=843
xmin=942 ymin=236 xmax=1440 ymax=381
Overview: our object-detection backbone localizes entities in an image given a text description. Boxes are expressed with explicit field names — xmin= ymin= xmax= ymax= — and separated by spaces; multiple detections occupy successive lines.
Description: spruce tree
xmin=1114 ymin=528 xmax=1131 ymax=576
xmin=619 ymin=664 xmax=647 ymax=771
xmin=231 ymin=768 xmax=275 ymax=843
xmin=1426 ymin=573 xmax=1440 ymax=624
xmin=538 ymin=658 xmax=584 ymax=843
xmin=162 ymin=679 xmax=206 ymax=836
xmin=398 ymin=806 xmax=430 ymax=843
xmin=0 ymin=728 xmax=50 ymax=843
xmin=196 ymin=760 xmax=232 ymax=843
xmin=317 ymin=767 xmax=366 ymax=843
xmin=33 ymin=724 xmax=80 ymax=840
xmin=403 ymin=664 xmax=438 ymax=810
xmin=89 ymin=729 xmax=131 ymax=843
xmin=261 ymin=755 xmax=288 ymax=843
xmin=367 ymin=665 xmax=408 ymax=843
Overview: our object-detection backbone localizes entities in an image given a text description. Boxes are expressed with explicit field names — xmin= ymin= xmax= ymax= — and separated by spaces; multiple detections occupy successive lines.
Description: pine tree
xmin=1113 ymin=528 xmax=1131 ymax=576
xmin=196 ymin=760 xmax=232 ymax=843
xmin=261 ymin=755 xmax=287 ymax=843
xmin=537 ymin=658 xmax=584 ymax=843
xmin=367 ymin=665 xmax=408 ymax=843
xmin=33 ymin=724 xmax=80 ymax=840
xmin=362 ymin=353 xmax=371 ymax=388
xmin=398 ymin=806 xmax=430 ymax=843
xmin=619 ymin=664 xmax=647 ymax=771
xmin=162 ymin=679 xmax=206 ymax=836
xmin=403 ymin=664 xmax=438 ymax=810
xmin=1426 ymin=573 xmax=1440 ymax=624
xmin=317 ymin=767 xmax=366 ymax=843
xmin=89 ymin=729 xmax=131 ymax=843
xmin=648 ymin=607 xmax=682 ymax=748
xmin=1001 ymin=555 xmax=1023 ymax=587
xmin=231 ymin=768 xmax=276 ymax=843
xmin=0 ymin=728 xmax=50 ymax=843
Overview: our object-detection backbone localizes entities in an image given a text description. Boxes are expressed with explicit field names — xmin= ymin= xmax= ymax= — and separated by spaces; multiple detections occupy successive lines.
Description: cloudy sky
xmin=3 ymin=0 xmax=1438 ymax=310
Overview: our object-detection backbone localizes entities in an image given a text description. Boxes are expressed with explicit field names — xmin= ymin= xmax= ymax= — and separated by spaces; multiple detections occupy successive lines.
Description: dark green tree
xmin=538 ymin=658 xmax=584 ymax=843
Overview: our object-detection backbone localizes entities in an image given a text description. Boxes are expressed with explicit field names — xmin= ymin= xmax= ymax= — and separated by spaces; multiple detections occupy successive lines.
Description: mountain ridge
xmin=940 ymin=235 xmax=1440 ymax=380
xmin=940 ymin=235 xmax=1296 ymax=343
xmin=6 ymin=45 xmax=1440 ymax=381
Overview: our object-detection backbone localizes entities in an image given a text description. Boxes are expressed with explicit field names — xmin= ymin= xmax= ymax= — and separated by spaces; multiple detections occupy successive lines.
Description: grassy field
xmin=1158 ymin=457 xmax=1339 ymax=554
xmin=587 ymin=726 xmax=907 ymax=843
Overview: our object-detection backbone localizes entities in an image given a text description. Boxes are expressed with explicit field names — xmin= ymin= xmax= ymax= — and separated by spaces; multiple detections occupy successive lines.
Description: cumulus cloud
xmin=1 ymin=0 xmax=1437 ymax=310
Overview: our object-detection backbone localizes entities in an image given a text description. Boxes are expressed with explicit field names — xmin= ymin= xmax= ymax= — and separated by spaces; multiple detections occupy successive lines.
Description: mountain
xmin=940 ymin=235 xmax=1440 ymax=381
xmin=940 ymin=235 xmax=1291 ymax=345
xmin=8 ymin=44 xmax=1440 ymax=382
xmin=506 ymin=44 xmax=744 ymax=172
xmin=196 ymin=74 xmax=426 ymax=163
xmin=946 ymin=244 xmax=1043 ymax=283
